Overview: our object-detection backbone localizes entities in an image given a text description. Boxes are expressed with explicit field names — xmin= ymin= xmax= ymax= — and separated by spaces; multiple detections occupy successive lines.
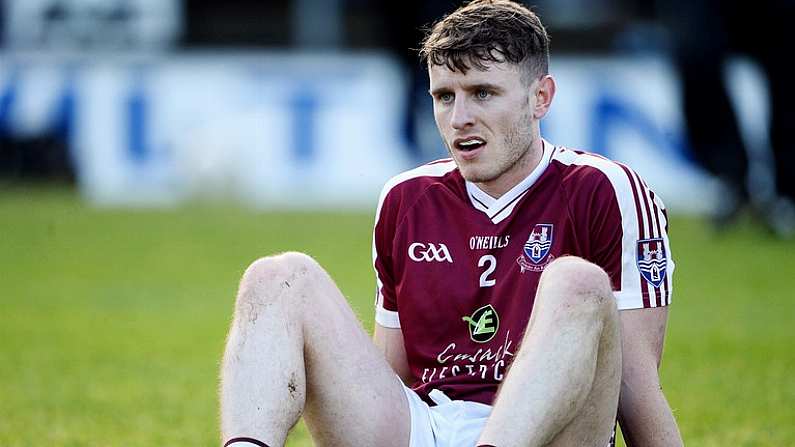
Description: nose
xmin=450 ymin=97 xmax=475 ymax=130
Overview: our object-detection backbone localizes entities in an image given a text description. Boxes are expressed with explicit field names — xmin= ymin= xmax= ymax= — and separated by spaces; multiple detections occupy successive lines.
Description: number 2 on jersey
xmin=478 ymin=255 xmax=497 ymax=287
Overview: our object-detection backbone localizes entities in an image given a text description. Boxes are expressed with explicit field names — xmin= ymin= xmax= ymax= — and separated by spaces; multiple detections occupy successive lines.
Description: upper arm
xmin=573 ymin=163 xmax=674 ymax=311
xmin=372 ymin=180 xmax=411 ymax=383
xmin=373 ymin=323 xmax=413 ymax=385
xmin=619 ymin=306 xmax=668 ymax=391
xmin=373 ymin=182 xmax=401 ymax=328
xmin=576 ymin=164 xmax=672 ymax=391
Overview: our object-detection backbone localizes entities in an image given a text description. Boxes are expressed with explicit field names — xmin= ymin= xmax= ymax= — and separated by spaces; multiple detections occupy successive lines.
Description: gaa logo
xmin=408 ymin=242 xmax=453 ymax=263
xmin=462 ymin=304 xmax=499 ymax=343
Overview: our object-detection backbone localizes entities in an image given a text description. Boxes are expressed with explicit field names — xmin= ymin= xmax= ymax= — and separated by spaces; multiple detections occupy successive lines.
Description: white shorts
xmin=401 ymin=383 xmax=492 ymax=447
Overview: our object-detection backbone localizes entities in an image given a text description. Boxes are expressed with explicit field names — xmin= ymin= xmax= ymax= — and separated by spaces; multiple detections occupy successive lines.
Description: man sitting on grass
xmin=219 ymin=1 xmax=683 ymax=446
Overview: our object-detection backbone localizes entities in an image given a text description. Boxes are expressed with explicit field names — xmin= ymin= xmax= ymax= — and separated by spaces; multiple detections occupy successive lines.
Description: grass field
xmin=1 ymin=185 xmax=794 ymax=446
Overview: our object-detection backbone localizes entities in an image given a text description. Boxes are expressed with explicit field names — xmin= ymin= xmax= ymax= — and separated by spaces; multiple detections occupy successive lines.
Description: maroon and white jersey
xmin=373 ymin=140 xmax=674 ymax=405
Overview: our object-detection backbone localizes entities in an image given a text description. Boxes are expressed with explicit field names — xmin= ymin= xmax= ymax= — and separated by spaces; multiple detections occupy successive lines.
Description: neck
xmin=476 ymin=137 xmax=544 ymax=199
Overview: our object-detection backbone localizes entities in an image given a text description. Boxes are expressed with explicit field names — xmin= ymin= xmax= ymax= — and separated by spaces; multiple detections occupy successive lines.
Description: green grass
xmin=1 ymin=185 xmax=793 ymax=446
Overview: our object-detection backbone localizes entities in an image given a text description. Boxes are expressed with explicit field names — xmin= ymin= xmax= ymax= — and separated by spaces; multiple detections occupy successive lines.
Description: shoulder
xmin=551 ymin=147 xmax=628 ymax=188
xmin=375 ymin=158 xmax=459 ymax=218
xmin=549 ymin=146 xmax=653 ymax=207
xmin=380 ymin=158 xmax=458 ymax=197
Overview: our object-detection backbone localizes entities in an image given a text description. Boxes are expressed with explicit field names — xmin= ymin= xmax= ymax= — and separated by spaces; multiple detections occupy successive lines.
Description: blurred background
xmin=1 ymin=0 xmax=793 ymax=445
xmin=3 ymin=0 xmax=789 ymax=213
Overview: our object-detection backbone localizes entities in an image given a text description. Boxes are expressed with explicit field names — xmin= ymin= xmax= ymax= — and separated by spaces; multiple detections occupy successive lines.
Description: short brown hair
xmin=419 ymin=0 xmax=550 ymax=82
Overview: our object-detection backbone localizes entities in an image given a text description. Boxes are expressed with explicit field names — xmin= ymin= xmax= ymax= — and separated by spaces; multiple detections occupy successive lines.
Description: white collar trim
xmin=465 ymin=139 xmax=554 ymax=224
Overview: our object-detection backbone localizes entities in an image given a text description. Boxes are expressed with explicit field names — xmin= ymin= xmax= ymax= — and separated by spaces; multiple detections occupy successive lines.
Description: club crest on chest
xmin=517 ymin=223 xmax=554 ymax=273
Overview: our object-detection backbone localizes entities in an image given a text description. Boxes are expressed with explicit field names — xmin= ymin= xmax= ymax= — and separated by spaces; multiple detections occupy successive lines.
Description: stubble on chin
xmin=450 ymin=144 xmax=527 ymax=185
xmin=446 ymin=132 xmax=535 ymax=185
xmin=460 ymin=163 xmax=498 ymax=184
xmin=499 ymin=120 xmax=536 ymax=177
xmin=444 ymin=141 xmax=487 ymax=183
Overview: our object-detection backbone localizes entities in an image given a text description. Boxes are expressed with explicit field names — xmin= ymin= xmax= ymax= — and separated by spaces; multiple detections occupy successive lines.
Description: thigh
xmin=545 ymin=316 xmax=621 ymax=447
xmin=289 ymin=256 xmax=411 ymax=447
xmin=535 ymin=262 xmax=622 ymax=447
xmin=481 ymin=257 xmax=621 ymax=446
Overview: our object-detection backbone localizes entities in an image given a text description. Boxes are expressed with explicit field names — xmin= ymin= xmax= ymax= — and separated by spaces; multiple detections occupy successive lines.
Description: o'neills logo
xmin=469 ymin=235 xmax=510 ymax=250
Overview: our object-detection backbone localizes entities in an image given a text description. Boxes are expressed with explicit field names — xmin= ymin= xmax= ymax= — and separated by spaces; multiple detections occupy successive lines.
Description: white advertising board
xmin=0 ymin=52 xmax=769 ymax=211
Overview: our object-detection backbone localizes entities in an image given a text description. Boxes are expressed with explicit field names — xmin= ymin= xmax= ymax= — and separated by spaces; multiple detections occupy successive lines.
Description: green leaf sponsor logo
xmin=462 ymin=304 xmax=499 ymax=343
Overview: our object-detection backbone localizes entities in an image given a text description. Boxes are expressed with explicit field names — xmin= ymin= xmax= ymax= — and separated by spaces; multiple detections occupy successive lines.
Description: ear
xmin=532 ymin=75 xmax=556 ymax=119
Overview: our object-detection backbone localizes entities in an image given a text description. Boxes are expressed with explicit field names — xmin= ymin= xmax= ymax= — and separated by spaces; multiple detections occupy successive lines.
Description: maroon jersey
xmin=373 ymin=140 xmax=674 ymax=405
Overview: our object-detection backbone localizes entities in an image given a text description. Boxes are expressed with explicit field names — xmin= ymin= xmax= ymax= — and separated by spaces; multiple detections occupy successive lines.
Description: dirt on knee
xmin=235 ymin=252 xmax=317 ymax=322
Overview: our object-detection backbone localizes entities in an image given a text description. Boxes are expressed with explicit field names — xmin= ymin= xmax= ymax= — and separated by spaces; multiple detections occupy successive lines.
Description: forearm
xmin=619 ymin=384 xmax=683 ymax=447
xmin=618 ymin=308 xmax=681 ymax=446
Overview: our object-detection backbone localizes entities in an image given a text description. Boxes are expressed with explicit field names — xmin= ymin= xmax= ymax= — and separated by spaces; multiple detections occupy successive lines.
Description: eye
xmin=439 ymin=92 xmax=454 ymax=103
xmin=476 ymin=89 xmax=491 ymax=100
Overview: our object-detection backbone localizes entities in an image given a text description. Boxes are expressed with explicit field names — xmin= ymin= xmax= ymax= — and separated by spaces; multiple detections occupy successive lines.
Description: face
xmin=429 ymin=61 xmax=554 ymax=196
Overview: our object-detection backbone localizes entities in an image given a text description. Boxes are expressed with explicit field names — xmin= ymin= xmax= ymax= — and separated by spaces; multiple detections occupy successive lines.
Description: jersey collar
xmin=465 ymin=139 xmax=554 ymax=224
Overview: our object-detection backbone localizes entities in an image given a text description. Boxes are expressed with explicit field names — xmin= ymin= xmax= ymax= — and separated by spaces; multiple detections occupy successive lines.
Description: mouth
xmin=453 ymin=137 xmax=486 ymax=161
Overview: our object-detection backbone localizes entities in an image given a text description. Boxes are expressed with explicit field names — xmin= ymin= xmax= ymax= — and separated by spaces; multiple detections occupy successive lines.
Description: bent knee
xmin=242 ymin=251 xmax=319 ymax=283
xmin=539 ymin=256 xmax=615 ymax=314
xmin=236 ymin=251 xmax=322 ymax=311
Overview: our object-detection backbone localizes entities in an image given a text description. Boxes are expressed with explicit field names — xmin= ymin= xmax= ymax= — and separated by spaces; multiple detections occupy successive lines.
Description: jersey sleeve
xmin=372 ymin=182 xmax=401 ymax=328
xmin=573 ymin=164 xmax=675 ymax=310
